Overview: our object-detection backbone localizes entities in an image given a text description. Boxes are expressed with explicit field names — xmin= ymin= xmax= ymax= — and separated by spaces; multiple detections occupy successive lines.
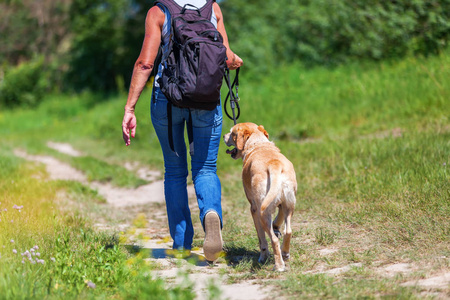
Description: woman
xmin=121 ymin=0 xmax=243 ymax=261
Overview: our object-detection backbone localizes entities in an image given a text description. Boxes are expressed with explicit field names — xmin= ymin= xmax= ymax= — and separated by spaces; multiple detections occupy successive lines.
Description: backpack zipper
xmin=199 ymin=30 xmax=223 ymax=41
xmin=172 ymin=16 xmax=212 ymax=26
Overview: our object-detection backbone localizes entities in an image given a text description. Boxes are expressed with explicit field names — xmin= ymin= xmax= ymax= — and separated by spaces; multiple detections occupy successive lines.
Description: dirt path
xmin=15 ymin=142 xmax=274 ymax=300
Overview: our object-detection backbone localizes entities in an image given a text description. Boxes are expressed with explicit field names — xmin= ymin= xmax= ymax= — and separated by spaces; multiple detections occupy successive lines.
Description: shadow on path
xmin=124 ymin=244 xmax=211 ymax=267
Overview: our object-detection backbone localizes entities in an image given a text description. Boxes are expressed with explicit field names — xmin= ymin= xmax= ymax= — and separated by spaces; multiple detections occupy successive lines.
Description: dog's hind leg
xmin=260 ymin=208 xmax=285 ymax=271
xmin=251 ymin=205 xmax=270 ymax=263
xmin=272 ymin=205 xmax=285 ymax=239
xmin=281 ymin=200 xmax=295 ymax=261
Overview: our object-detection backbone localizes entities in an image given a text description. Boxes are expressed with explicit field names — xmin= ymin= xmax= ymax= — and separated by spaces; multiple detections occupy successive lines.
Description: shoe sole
xmin=203 ymin=212 xmax=223 ymax=262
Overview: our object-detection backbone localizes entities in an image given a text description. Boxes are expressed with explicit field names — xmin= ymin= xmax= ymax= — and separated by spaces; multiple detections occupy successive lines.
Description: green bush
xmin=222 ymin=0 xmax=450 ymax=72
xmin=0 ymin=57 xmax=50 ymax=108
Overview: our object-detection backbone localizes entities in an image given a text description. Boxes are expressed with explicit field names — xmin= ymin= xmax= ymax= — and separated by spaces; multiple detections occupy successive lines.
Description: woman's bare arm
xmin=122 ymin=6 xmax=164 ymax=146
xmin=125 ymin=6 xmax=165 ymax=112
xmin=214 ymin=2 xmax=243 ymax=70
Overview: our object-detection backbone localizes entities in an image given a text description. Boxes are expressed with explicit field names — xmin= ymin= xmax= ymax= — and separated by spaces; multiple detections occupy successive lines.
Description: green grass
xmin=0 ymin=151 xmax=195 ymax=299
xmin=236 ymin=54 xmax=448 ymax=140
xmin=67 ymin=156 xmax=148 ymax=188
xmin=0 ymin=51 xmax=449 ymax=298
xmin=221 ymin=53 xmax=449 ymax=298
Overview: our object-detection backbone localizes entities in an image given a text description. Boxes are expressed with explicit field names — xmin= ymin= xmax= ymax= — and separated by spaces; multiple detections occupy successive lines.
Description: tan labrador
xmin=223 ymin=122 xmax=297 ymax=271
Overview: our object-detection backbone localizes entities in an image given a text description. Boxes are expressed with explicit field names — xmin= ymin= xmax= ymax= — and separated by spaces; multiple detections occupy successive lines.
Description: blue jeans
xmin=151 ymin=87 xmax=223 ymax=250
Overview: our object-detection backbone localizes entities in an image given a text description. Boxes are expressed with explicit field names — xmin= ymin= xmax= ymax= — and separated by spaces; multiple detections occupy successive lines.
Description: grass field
xmin=0 ymin=51 xmax=449 ymax=298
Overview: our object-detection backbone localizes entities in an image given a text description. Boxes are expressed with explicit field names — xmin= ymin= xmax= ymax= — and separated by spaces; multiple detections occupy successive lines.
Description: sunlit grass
xmin=0 ymin=153 xmax=57 ymax=252
xmin=0 ymin=51 xmax=448 ymax=298
xmin=0 ymin=152 xmax=194 ymax=299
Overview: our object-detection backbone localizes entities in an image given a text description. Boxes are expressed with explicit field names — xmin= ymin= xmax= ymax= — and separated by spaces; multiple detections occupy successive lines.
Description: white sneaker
xmin=203 ymin=212 xmax=223 ymax=262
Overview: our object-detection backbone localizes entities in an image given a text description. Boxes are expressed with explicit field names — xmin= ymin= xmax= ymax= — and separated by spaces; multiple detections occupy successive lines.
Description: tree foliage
xmin=221 ymin=0 xmax=450 ymax=71
xmin=0 ymin=0 xmax=449 ymax=103
xmin=0 ymin=0 xmax=71 ymax=65
xmin=65 ymin=0 xmax=155 ymax=91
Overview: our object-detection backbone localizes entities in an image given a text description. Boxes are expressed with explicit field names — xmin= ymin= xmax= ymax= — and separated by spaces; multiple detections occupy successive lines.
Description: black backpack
xmin=155 ymin=0 xmax=227 ymax=111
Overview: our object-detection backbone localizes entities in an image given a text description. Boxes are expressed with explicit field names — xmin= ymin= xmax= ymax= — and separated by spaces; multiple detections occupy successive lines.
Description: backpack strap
xmin=167 ymin=102 xmax=176 ymax=156
xmin=167 ymin=103 xmax=195 ymax=156
xmin=153 ymin=0 xmax=179 ymax=16
xmin=187 ymin=109 xmax=194 ymax=156
xmin=198 ymin=0 xmax=215 ymax=20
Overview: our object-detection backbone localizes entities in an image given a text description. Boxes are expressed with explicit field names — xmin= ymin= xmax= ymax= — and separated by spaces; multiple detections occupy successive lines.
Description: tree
xmin=220 ymin=0 xmax=450 ymax=71
xmin=0 ymin=0 xmax=72 ymax=65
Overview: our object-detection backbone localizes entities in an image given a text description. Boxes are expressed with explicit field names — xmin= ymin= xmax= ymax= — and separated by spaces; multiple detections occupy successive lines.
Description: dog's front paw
xmin=273 ymin=264 xmax=286 ymax=272
xmin=258 ymin=250 xmax=269 ymax=263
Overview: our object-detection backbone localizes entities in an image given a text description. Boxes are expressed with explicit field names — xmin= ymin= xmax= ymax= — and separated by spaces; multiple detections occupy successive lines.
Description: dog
xmin=223 ymin=122 xmax=297 ymax=271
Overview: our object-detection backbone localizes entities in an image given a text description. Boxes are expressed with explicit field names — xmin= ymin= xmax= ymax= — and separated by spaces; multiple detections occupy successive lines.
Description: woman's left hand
xmin=228 ymin=53 xmax=243 ymax=70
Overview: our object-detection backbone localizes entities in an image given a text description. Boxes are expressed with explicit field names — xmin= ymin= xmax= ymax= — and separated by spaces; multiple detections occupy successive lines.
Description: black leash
xmin=224 ymin=67 xmax=240 ymax=125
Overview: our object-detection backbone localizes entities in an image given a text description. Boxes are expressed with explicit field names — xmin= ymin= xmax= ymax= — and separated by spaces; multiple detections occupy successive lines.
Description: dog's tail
xmin=260 ymin=162 xmax=283 ymax=213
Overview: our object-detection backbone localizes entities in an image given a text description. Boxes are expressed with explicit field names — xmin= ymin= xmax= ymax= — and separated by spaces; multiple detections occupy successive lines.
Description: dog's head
xmin=223 ymin=122 xmax=269 ymax=159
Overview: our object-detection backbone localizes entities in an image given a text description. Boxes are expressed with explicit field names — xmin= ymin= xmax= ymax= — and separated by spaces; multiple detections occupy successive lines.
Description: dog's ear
xmin=258 ymin=125 xmax=269 ymax=139
xmin=236 ymin=128 xmax=251 ymax=150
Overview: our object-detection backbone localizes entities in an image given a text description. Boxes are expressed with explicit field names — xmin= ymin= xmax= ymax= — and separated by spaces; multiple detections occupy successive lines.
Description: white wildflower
xmin=12 ymin=249 xmax=17 ymax=254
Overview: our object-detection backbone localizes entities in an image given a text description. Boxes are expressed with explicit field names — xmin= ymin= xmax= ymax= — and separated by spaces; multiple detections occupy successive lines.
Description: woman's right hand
xmin=122 ymin=109 xmax=137 ymax=146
